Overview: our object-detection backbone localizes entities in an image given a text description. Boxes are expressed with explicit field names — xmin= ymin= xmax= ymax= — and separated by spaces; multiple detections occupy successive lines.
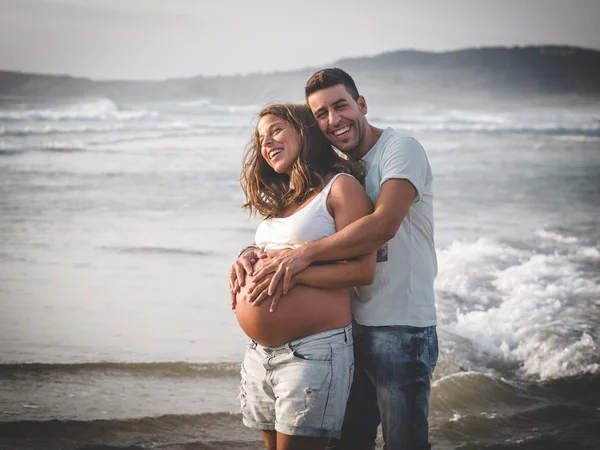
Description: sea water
xmin=1 ymin=96 xmax=599 ymax=449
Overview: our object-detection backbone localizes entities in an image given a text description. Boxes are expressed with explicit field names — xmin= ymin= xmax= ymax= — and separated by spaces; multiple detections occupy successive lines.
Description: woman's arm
xmin=306 ymin=173 xmax=377 ymax=287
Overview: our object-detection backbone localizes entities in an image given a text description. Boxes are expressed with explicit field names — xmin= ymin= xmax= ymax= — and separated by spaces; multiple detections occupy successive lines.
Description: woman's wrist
xmin=237 ymin=244 xmax=258 ymax=258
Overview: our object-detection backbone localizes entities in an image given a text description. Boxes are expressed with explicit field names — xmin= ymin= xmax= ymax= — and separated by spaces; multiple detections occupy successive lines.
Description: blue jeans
xmin=327 ymin=324 xmax=438 ymax=450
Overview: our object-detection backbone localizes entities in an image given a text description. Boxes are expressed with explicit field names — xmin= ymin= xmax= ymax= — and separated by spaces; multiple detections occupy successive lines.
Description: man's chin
xmin=334 ymin=141 xmax=358 ymax=155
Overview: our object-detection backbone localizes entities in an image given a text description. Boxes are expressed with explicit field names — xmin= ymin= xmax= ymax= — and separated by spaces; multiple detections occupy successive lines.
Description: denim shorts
xmin=240 ymin=323 xmax=354 ymax=438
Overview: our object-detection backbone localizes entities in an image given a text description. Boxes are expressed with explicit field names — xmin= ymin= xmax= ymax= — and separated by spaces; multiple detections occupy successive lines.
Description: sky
xmin=1 ymin=0 xmax=599 ymax=80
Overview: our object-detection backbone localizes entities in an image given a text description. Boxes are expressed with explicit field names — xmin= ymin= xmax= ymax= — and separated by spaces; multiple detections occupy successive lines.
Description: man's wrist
xmin=300 ymin=242 xmax=317 ymax=265
xmin=238 ymin=245 xmax=258 ymax=258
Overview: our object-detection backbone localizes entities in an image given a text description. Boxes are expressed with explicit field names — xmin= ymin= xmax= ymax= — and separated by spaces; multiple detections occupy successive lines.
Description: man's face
xmin=307 ymin=84 xmax=368 ymax=160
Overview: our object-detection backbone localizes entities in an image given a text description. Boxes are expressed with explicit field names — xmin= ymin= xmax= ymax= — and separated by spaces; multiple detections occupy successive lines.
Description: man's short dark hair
xmin=304 ymin=68 xmax=360 ymax=101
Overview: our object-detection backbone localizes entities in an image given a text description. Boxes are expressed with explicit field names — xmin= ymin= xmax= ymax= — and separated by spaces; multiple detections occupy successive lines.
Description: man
xmin=230 ymin=68 xmax=438 ymax=450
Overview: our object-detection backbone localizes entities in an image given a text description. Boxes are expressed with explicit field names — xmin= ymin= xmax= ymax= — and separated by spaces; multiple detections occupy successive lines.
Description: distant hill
xmin=1 ymin=46 xmax=599 ymax=105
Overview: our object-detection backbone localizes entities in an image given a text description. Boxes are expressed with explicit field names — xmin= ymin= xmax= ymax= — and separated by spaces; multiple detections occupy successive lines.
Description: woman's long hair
xmin=241 ymin=103 xmax=364 ymax=219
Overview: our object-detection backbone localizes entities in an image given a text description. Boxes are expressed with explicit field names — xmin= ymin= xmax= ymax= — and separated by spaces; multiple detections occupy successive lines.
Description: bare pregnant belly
xmin=235 ymin=280 xmax=351 ymax=347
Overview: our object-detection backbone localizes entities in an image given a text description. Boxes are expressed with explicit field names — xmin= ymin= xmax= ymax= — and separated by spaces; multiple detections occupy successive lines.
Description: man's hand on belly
xmin=251 ymin=246 xmax=312 ymax=298
xmin=246 ymin=270 xmax=297 ymax=313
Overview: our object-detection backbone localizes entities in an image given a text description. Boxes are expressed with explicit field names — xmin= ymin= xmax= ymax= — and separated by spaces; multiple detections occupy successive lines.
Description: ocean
xmin=0 ymin=96 xmax=599 ymax=449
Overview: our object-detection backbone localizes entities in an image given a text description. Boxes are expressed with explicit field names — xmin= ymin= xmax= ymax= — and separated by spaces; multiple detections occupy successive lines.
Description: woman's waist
xmin=235 ymin=285 xmax=351 ymax=346
xmin=248 ymin=323 xmax=353 ymax=358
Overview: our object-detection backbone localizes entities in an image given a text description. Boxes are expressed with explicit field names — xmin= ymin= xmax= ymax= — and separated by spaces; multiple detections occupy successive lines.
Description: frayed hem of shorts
xmin=242 ymin=418 xmax=276 ymax=431
xmin=275 ymin=422 xmax=341 ymax=438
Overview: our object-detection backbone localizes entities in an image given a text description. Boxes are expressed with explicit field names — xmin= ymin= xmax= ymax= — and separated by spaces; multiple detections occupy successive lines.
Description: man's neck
xmin=351 ymin=125 xmax=385 ymax=161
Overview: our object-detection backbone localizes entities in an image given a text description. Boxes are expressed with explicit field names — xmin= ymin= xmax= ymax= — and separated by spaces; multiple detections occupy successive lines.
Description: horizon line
xmin=0 ymin=43 xmax=598 ymax=84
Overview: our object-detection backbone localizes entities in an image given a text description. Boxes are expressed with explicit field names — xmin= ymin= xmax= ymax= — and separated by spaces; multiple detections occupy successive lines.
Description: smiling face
xmin=257 ymin=114 xmax=302 ymax=175
xmin=307 ymin=84 xmax=369 ymax=160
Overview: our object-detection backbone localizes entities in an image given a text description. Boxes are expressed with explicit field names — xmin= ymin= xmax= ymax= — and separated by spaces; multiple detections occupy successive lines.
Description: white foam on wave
xmin=0 ymin=120 xmax=192 ymax=138
xmin=535 ymin=229 xmax=579 ymax=244
xmin=371 ymin=107 xmax=600 ymax=135
xmin=436 ymin=237 xmax=600 ymax=380
xmin=151 ymin=99 xmax=259 ymax=117
xmin=41 ymin=140 xmax=87 ymax=152
xmin=0 ymin=99 xmax=158 ymax=122
xmin=577 ymin=246 xmax=600 ymax=260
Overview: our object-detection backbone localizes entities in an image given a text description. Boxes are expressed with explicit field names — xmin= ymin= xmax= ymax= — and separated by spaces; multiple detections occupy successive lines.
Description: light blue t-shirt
xmin=353 ymin=128 xmax=437 ymax=327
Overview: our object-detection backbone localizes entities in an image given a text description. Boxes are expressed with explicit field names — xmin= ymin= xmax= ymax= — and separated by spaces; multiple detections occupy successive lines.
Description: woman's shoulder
xmin=324 ymin=171 xmax=358 ymax=185
xmin=326 ymin=172 xmax=372 ymax=217
xmin=329 ymin=172 xmax=361 ymax=187
xmin=326 ymin=172 xmax=365 ymax=199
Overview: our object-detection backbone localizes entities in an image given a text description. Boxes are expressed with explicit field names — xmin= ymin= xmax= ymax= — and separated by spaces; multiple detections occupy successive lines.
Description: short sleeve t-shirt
xmin=352 ymin=128 xmax=437 ymax=327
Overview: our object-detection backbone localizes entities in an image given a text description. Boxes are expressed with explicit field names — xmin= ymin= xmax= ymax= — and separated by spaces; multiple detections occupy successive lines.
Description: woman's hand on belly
xmin=232 ymin=257 xmax=265 ymax=307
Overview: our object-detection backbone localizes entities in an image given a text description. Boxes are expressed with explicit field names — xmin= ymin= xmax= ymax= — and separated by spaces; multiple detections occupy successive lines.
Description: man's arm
xmin=294 ymin=257 xmax=376 ymax=288
xmin=305 ymin=178 xmax=415 ymax=261
xmin=248 ymin=174 xmax=379 ymax=305
xmin=252 ymin=178 xmax=416 ymax=295
xmin=247 ymin=255 xmax=376 ymax=311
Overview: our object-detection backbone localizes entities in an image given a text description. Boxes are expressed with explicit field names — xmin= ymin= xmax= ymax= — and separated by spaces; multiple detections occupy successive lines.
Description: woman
xmin=233 ymin=103 xmax=376 ymax=450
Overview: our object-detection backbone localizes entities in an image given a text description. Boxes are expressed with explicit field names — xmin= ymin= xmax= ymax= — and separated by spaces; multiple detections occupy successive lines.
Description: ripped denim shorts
xmin=240 ymin=323 xmax=354 ymax=438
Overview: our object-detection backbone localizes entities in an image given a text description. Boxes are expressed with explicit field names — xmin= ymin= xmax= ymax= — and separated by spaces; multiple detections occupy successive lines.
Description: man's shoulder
xmin=382 ymin=128 xmax=422 ymax=147
xmin=376 ymin=128 xmax=425 ymax=158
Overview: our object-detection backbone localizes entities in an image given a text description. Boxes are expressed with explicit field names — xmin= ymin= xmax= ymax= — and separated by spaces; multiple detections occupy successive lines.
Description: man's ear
xmin=357 ymin=96 xmax=368 ymax=115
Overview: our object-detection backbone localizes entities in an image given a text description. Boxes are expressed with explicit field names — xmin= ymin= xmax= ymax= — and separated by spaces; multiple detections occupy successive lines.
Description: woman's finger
xmin=228 ymin=265 xmax=237 ymax=292
xmin=241 ymin=255 xmax=255 ymax=277
xmin=234 ymin=262 xmax=246 ymax=288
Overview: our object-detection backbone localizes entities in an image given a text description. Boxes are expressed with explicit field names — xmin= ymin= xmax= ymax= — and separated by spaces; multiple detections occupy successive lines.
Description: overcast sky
xmin=1 ymin=0 xmax=599 ymax=80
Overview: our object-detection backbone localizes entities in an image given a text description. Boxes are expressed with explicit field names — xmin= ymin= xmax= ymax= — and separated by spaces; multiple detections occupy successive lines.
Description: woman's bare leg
xmin=277 ymin=432 xmax=329 ymax=450
xmin=262 ymin=430 xmax=277 ymax=450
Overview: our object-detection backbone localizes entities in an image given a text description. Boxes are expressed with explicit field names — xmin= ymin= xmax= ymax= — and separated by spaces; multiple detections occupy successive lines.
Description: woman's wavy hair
xmin=241 ymin=103 xmax=364 ymax=219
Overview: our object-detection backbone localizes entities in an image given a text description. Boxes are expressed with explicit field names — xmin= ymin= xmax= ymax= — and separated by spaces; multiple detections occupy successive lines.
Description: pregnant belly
xmin=234 ymin=281 xmax=351 ymax=347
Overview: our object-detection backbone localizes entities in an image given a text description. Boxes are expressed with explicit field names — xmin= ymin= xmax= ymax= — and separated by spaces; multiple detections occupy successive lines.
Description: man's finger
xmin=268 ymin=266 xmax=284 ymax=296
xmin=282 ymin=268 xmax=293 ymax=295
xmin=249 ymin=279 xmax=270 ymax=304
xmin=253 ymin=288 xmax=269 ymax=307
xmin=246 ymin=277 xmax=264 ymax=295
xmin=269 ymin=290 xmax=283 ymax=313
xmin=253 ymin=261 xmax=278 ymax=283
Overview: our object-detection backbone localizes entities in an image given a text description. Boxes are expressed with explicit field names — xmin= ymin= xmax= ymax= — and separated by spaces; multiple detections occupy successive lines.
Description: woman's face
xmin=257 ymin=114 xmax=301 ymax=175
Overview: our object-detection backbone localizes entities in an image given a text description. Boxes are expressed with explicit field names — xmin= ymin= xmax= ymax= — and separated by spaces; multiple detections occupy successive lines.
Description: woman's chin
xmin=269 ymin=162 xmax=291 ymax=174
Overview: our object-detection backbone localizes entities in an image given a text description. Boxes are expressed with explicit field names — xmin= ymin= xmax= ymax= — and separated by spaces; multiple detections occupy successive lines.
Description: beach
xmin=1 ymin=96 xmax=599 ymax=449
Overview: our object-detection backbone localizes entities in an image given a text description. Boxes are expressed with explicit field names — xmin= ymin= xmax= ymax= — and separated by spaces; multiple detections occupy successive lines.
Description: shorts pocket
xmin=291 ymin=341 xmax=332 ymax=362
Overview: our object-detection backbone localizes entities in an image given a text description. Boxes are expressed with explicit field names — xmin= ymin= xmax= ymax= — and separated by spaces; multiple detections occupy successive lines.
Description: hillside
xmin=1 ymin=46 xmax=599 ymax=105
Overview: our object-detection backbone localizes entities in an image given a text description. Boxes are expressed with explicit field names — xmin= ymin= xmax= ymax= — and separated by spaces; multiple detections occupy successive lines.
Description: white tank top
xmin=255 ymin=173 xmax=352 ymax=251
